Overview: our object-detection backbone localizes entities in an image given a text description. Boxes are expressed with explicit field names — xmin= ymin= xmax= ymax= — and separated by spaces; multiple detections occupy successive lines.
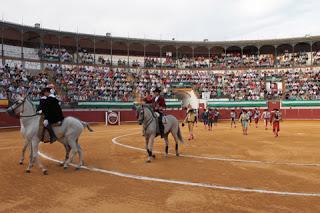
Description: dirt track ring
xmin=36 ymin=130 xmax=320 ymax=198
xmin=112 ymin=132 xmax=320 ymax=168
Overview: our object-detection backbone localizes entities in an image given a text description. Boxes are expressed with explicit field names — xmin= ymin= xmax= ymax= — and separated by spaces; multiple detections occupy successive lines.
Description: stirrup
xmin=160 ymin=132 xmax=164 ymax=138
xmin=50 ymin=136 xmax=58 ymax=144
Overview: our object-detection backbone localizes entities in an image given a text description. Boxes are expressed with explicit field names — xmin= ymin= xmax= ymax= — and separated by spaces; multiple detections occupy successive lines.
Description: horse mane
xmin=26 ymin=96 xmax=37 ymax=113
xmin=143 ymin=104 xmax=157 ymax=119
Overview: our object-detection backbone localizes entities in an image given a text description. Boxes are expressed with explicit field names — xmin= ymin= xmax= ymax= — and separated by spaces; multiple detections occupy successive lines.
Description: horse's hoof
xmin=63 ymin=166 xmax=68 ymax=170
xmin=75 ymin=167 xmax=81 ymax=171
xmin=152 ymin=154 xmax=156 ymax=159
xmin=146 ymin=160 xmax=151 ymax=163
xmin=176 ymin=153 xmax=180 ymax=157
xmin=19 ymin=161 xmax=23 ymax=165
xmin=43 ymin=170 xmax=48 ymax=175
xmin=165 ymin=154 xmax=168 ymax=158
xmin=25 ymin=170 xmax=31 ymax=173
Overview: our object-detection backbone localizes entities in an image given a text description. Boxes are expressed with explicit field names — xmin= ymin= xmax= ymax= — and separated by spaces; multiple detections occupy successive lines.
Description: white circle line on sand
xmin=85 ymin=127 xmax=141 ymax=134
xmin=38 ymin=151 xmax=320 ymax=197
xmin=0 ymin=146 xmax=21 ymax=150
xmin=112 ymin=132 xmax=320 ymax=168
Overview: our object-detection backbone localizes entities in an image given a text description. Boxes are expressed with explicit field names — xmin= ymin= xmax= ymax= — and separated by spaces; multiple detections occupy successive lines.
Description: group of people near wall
xmin=78 ymin=49 xmax=94 ymax=64
xmin=197 ymin=108 xmax=282 ymax=138
xmin=30 ymin=47 xmax=320 ymax=69
xmin=200 ymin=108 xmax=220 ymax=132
xmin=39 ymin=47 xmax=73 ymax=62
xmin=236 ymin=108 xmax=281 ymax=137
xmin=179 ymin=106 xmax=282 ymax=143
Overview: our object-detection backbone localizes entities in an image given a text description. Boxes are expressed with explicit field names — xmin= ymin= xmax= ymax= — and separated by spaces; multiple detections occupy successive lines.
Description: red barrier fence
xmin=1 ymin=108 xmax=319 ymax=128
xmin=0 ymin=109 xmax=188 ymax=128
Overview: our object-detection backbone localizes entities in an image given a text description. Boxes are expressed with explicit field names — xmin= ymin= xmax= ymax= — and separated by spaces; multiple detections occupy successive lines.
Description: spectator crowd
xmin=1 ymin=63 xmax=319 ymax=103
xmin=34 ymin=46 xmax=319 ymax=69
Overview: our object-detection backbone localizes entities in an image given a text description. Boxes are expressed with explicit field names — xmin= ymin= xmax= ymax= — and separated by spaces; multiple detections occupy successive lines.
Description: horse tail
xmin=177 ymin=125 xmax=184 ymax=144
xmin=81 ymin=121 xmax=94 ymax=132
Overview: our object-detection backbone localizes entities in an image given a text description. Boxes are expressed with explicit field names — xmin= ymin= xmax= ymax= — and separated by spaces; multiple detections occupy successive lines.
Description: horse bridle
xmin=7 ymin=97 xmax=38 ymax=118
xmin=139 ymin=105 xmax=157 ymax=131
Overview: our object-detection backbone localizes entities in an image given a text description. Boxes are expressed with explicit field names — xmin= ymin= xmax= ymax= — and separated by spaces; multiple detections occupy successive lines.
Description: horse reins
xmin=9 ymin=98 xmax=39 ymax=118
xmin=142 ymin=106 xmax=158 ymax=131
xmin=19 ymin=113 xmax=39 ymax=118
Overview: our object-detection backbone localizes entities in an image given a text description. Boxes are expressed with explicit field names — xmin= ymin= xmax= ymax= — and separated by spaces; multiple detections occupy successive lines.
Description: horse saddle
xmin=41 ymin=130 xmax=51 ymax=143
xmin=38 ymin=116 xmax=62 ymax=143
xmin=154 ymin=112 xmax=167 ymax=124
xmin=153 ymin=112 xmax=167 ymax=137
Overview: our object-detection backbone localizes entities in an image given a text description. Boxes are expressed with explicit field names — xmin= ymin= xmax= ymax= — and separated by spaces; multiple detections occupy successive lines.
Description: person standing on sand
xmin=272 ymin=109 xmax=282 ymax=137
xmin=230 ymin=109 xmax=237 ymax=128
xmin=239 ymin=109 xmax=249 ymax=135
xmin=182 ymin=108 xmax=196 ymax=140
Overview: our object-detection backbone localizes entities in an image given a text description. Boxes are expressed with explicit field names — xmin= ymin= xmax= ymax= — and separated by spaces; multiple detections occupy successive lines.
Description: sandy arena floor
xmin=1 ymin=120 xmax=320 ymax=212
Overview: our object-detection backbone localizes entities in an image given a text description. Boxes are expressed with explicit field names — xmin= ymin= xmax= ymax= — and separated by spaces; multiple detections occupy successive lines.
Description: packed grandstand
xmin=0 ymin=21 xmax=320 ymax=104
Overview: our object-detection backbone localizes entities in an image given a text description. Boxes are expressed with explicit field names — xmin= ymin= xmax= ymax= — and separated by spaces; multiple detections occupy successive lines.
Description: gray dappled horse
xmin=6 ymin=95 xmax=93 ymax=175
xmin=136 ymin=104 xmax=184 ymax=163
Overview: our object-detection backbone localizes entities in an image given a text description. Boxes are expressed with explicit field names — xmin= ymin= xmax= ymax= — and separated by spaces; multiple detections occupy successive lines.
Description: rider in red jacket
xmin=152 ymin=88 xmax=166 ymax=138
xmin=143 ymin=91 xmax=153 ymax=104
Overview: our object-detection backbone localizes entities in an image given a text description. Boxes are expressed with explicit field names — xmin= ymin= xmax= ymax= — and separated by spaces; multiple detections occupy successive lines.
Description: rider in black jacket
xmin=37 ymin=87 xmax=64 ymax=143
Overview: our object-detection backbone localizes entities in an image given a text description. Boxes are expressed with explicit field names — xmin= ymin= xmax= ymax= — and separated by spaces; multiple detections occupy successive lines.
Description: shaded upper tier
xmin=1 ymin=20 xmax=320 ymax=58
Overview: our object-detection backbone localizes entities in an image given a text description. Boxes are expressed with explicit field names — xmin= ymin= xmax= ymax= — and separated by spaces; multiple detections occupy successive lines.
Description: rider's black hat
xmin=42 ymin=87 xmax=51 ymax=93
xmin=153 ymin=88 xmax=161 ymax=93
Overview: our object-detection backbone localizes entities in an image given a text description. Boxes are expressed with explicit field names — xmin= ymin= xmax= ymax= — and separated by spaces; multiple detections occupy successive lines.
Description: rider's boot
xmin=47 ymin=124 xmax=58 ymax=143
xmin=159 ymin=116 xmax=164 ymax=138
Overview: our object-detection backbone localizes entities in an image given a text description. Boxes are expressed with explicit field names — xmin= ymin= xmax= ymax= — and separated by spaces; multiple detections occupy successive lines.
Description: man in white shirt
xmin=253 ymin=108 xmax=261 ymax=128
xmin=261 ymin=109 xmax=271 ymax=130
xmin=230 ymin=110 xmax=237 ymax=128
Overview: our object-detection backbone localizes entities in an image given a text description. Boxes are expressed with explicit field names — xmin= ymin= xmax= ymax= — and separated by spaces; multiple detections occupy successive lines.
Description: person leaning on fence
xmin=182 ymin=108 xmax=196 ymax=140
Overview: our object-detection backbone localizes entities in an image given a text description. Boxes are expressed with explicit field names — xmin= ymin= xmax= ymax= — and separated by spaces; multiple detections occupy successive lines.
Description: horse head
xmin=136 ymin=104 xmax=145 ymax=125
xmin=7 ymin=94 xmax=27 ymax=117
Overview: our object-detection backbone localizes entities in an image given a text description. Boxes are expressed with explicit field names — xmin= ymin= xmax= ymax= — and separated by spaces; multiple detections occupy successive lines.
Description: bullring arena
xmin=1 ymin=120 xmax=320 ymax=212
xmin=1 ymin=2 xmax=320 ymax=211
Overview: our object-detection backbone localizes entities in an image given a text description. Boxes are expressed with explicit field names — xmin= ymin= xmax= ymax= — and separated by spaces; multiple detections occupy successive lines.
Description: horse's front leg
xmin=163 ymin=135 xmax=169 ymax=158
xmin=146 ymin=135 xmax=156 ymax=163
xmin=26 ymin=142 xmax=33 ymax=173
xmin=19 ymin=140 xmax=29 ymax=165
xmin=145 ymin=135 xmax=149 ymax=156
xmin=145 ymin=135 xmax=152 ymax=163
xmin=28 ymin=139 xmax=48 ymax=175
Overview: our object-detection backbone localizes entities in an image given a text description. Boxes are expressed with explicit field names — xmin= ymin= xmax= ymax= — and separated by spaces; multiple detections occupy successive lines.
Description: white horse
xmin=7 ymin=96 xmax=93 ymax=175
xmin=136 ymin=104 xmax=184 ymax=163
